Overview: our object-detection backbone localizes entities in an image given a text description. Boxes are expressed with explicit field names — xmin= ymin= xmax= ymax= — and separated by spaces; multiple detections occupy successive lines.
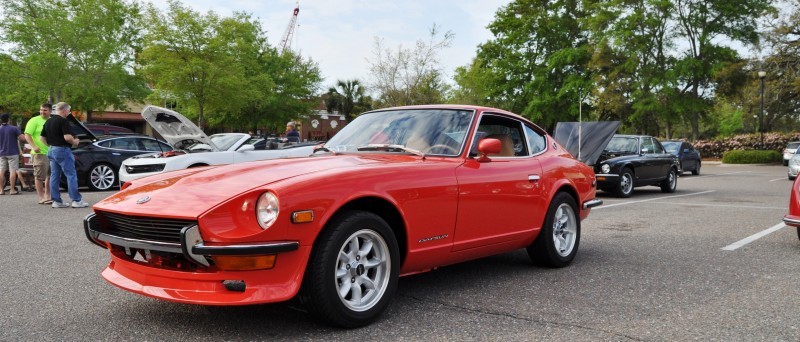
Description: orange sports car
xmin=782 ymin=177 xmax=800 ymax=240
xmin=84 ymin=105 xmax=603 ymax=327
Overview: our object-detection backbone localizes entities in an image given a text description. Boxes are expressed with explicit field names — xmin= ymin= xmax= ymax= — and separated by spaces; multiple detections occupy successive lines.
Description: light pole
xmin=758 ymin=71 xmax=766 ymax=149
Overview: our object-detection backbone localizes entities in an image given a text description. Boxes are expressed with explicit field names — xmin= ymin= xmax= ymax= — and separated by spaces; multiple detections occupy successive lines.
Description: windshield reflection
xmin=325 ymin=109 xmax=475 ymax=156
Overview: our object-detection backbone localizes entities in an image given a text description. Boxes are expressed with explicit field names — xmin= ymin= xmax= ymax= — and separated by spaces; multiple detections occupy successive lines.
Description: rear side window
xmin=140 ymin=139 xmax=169 ymax=152
xmin=524 ymin=125 xmax=546 ymax=155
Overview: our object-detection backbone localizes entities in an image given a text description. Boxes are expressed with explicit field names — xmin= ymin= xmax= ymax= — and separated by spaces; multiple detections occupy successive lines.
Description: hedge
xmin=721 ymin=150 xmax=781 ymax=164
xmin=692 ymin=132 xmax=800 ymax=159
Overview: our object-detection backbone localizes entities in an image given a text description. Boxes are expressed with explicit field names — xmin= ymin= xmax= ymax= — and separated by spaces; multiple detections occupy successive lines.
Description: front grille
xmin=96 ymin=211 xmax=197 ymax=243
xmin=125 ymin=163 xmax=166 ymax=174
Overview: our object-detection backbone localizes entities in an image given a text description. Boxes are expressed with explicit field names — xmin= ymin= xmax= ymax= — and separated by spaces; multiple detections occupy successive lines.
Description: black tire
xmin=87 ymin=163 xmax=117 ymax=191
xmin=300 ymin=211 xmax=399 ymax=328
xmin=615 ymin=168 xmax=634 ymax=198
xmin=692 ymin=161 xmax=701 ymax=175
xmin=528 ymin=192 xmax=580 ymax=268
xmin=790 ymin=175 xmax=796 ymax=181
xmin=660 ymin=168 xmax=677 ymax=193
xmin=784 ymin=160 xmax=789 ymax=166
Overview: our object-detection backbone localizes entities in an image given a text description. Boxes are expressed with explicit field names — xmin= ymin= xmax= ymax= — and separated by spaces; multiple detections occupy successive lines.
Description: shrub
xmin=721 ymin=150 xmax=781 ymax=164
xmin=693 ymin=132 xmax=800 ymax=159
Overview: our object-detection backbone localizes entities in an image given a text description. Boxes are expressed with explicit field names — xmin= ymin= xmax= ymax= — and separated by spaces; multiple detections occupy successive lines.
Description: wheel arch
xmin=316 ymin=196 xmax=408 ymax=264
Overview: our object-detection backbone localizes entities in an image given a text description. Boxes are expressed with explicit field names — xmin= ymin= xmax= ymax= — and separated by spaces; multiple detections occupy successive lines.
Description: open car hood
xmin=141 ymin=106 xmax=218 ymax=151
xmin=67 ymin=114 xmax=98 ymax=142
xmin=553 ymin=121 xmax=621 ymax=166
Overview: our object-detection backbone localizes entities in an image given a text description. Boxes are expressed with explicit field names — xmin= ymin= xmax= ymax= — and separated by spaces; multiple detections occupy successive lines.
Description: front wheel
xmin=88 ymin=163 xmax=116 ymax=191
xmin=661 ymin=168 xmax=677 ymax=193
xmin=527 ymin=192 xmax=580 ymax=268
xmin=300 ymin=211 xmax=399 ymax=328
xmin=615 ymin=169 xmax=634 ymax=198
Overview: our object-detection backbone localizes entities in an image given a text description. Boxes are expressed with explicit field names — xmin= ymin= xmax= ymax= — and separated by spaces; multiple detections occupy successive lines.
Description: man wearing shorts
xmin=0 ymin=113 xmax=24 ymax=195
xmin=24 ymin=103 xmax=52 ymax=204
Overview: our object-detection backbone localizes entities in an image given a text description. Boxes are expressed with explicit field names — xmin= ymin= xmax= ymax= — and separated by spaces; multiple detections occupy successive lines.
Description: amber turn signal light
xmin=292 ymin=210 xmax=314 ymax=223
xmin=211 ymin=255 xmax=276 ymax=271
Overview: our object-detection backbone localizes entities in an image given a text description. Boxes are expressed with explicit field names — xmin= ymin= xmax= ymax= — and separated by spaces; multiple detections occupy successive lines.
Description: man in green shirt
xmin=24 ymin=103 xmax=52 ymax=204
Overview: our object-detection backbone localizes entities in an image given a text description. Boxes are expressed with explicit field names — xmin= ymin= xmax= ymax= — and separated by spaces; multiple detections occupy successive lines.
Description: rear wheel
xmin=88 ymin=163 xmax=116 ymax=191
xmin=300 ymin=211 xmax=399 ymax=328
xmin=692 ymin=161 xmax=701 ymax=175
xmin=615 ymin=168 xmax=634 ymax=198
xmin=528 ymin=192 xmax=580 ymax=267
xmin=660 ymin=168 xmax=677 ymax=193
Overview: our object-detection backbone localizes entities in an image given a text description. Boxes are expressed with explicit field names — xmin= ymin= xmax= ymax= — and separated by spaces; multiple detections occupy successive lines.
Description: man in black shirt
xmin=41 ymin=102 xmax=88 ymax=208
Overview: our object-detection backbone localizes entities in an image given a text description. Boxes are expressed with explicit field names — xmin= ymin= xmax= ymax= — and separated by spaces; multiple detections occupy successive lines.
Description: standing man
xmin=41 ymin=102 xmax=88 ymax=208
xmin=24 ymin=103 xmax=52 ymax=204
xmin=285 ymin=121 xmax=300 ymax=143
xmin=0 ymin=113 xmax=25 ymax=195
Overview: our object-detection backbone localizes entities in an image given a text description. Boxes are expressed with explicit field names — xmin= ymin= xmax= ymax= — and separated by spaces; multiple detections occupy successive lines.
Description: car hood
xmin=141 ymin=105 xmax=218 ymax=151
xmin=94 ymin=154 xmax=387 ymax=218
xmin=67 ymin=114 xmax=98 ymax=142
xmin=553 ymin=121 xmax=621 ymax=166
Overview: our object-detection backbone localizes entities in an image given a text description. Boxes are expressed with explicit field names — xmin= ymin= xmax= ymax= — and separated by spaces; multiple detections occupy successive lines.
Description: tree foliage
xmin=325 ymin=79 xmax=372 ymax=121
xmin=139 ymin=1 xmax=321 ymax=130
xmin=367 ymin=25 xmax=454 ymax=108
xmin=0 ymin=0 xmax=148 ymax=119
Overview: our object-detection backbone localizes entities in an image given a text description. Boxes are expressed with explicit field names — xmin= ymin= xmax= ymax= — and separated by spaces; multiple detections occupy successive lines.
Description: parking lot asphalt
xmin=1 ymin=163 xmax=798 ymax=341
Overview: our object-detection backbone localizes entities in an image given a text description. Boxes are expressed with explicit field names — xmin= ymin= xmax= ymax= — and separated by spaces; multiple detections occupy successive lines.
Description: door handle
xmin=112 ymin=153 xmax=120 ymax=156
xmin=528 ymin=175 xmax=540 ymax=182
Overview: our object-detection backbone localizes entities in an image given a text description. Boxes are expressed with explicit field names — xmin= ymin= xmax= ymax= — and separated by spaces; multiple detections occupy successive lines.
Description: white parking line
xmin=721 ymin=223 xmax=787 ymax=251
xmin=681 ymin=171 xmax=750 ymax=180
xmin=769 ymin=177 xmax=788 ymax=182
xmin=656 ymin=202 xmax=787 ymax=210
xmin=594 ymin=190 xmax=715 ymax=210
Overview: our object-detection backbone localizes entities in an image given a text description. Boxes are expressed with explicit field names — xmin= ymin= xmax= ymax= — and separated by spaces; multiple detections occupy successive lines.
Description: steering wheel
xmin=423 ymin=144 xmax=459 ymax=155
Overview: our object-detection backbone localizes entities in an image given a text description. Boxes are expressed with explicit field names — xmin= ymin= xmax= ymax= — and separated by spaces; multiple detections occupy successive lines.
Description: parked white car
xmin=118 ymin=106 xmax=315 ymax=186
xmin=783 ymin=141 xmax=800 ymax=166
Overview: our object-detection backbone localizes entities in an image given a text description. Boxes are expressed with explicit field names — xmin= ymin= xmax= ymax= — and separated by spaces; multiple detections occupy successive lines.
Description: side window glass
xmin=653 ymin=139 xmax=665 ymax=154
xmin=470 ymin=114 xmax=528 ymax=157
xmin=110 ymin=138 xmax=136 ymax=150
xmin=524 ymin=125 xmax=546 ymax=155
xmin=141 ymin=139 xmax=164 ymax=152
xmin=97 ymin=140 xmax=112 ymax=148
xmin=640 ymin=138 xmax=655 ymax=154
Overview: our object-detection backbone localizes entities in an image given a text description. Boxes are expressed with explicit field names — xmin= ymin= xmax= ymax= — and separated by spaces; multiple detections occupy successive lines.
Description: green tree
xmin=672 ymin=0 xmax=774 ymax=140
xmin=0 ymin=0 xmax=147 ymax=119
xmin=325 ymin=79 xmax=371 ymax=121
xmin=139 ymin=1 xmax=254 ymax=128
xmin=461 ymin=0 xmax=594 ymax=130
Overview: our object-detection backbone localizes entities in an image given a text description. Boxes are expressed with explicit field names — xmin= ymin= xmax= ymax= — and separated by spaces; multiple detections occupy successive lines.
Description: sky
xmin=149 ymin=0 xmax=513 ymax=91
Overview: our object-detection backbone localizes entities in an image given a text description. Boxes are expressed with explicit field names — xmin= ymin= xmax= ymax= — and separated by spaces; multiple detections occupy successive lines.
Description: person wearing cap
xmin=24 ymin=103 xmax=52 ymax=204
xmin=0 ymin=112 xmax=25 ymax=195
xmin=41 ymin=102 xmax=88 ymax=208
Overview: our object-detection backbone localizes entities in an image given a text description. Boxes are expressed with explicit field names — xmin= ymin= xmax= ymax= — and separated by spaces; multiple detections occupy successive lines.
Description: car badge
xmin=136 ymin=196 xmax=151 ymax=204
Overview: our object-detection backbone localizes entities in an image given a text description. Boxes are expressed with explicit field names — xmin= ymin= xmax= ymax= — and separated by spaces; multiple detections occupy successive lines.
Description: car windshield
xmin=324 ymin=109 xmax=475 ymax=156
xmin=662 ymin=142 xmax=680 ymax=153
xmin=210 ymin=133 xmax=246 ymax=151
xmin=605 ymin=137 xmax=638 ymax=153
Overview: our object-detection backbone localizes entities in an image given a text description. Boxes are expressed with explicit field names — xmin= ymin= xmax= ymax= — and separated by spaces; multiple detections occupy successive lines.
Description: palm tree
xmin=325 ymin=79 xmax=371 ymax=122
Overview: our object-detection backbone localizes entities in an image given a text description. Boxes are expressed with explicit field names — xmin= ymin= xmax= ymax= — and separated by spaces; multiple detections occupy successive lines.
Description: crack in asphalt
xmin=397 ymin=292 xmax=644 ymax=341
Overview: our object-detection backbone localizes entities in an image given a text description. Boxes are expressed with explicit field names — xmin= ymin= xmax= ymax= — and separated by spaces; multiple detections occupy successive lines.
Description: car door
xmin=650 ymin=138 xmax=673 ymax=179
xmin=638 ymin=137 xmax=660 ymax=180
xmin=453 ymin=114 xmax=545 ymax=251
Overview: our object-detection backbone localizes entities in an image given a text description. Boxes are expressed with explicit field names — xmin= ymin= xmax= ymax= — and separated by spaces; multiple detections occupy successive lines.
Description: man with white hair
xmin=285 ymin=121 xmax=300 ymax=143
xmin=41 ymin=102 xmax=88 ymax=208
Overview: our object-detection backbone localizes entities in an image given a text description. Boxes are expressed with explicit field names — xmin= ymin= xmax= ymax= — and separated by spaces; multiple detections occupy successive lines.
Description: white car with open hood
xmin=118 ymin=106 xmax=316 ymax=186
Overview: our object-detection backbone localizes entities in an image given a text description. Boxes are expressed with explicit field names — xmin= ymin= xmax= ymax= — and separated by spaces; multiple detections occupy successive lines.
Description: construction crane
xmin=279 ymin=2 xmax=300 ymax=54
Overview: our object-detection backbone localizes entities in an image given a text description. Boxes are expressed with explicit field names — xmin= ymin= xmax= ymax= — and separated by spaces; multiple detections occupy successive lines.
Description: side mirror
xmin=476 ymin=138 xmax=501 ymax=162
xmin=237 ymin=144 xmax=255 ymax=152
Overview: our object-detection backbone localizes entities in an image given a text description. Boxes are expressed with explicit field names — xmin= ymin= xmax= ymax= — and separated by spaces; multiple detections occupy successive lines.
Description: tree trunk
xmin=86 ymin=109 xmax=93 ymax=123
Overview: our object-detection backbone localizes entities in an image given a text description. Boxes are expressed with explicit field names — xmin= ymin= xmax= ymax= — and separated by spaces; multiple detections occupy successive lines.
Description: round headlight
xmin=601 ymin=164 xmax=611 ymax=174
xmin=256 ymin=191 xmax=280 ymax=230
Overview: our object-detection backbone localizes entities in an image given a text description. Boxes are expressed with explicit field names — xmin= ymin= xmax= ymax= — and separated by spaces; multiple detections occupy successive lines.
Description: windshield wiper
xmin=312 ymin=145 xmax=336 ymax=154
xmin=356 ymin=144 xmax=424 ymax=157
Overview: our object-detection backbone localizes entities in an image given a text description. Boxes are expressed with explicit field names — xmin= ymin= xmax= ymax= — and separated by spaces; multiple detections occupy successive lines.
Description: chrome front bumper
xmin=582 ymin=199 xmax=603 ymax=209
xmin=83 ymin=213 xmax=299 ymax=266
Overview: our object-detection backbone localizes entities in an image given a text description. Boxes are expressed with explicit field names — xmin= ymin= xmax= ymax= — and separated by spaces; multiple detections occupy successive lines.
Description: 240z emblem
xmin=136 ymin=196 xmax=151 ymax=204
xmin=418 ymin=234 xmax=448 ymax=243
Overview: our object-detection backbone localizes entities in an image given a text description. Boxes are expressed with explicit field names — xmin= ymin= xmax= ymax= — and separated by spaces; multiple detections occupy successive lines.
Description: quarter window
xmin=524 ymin=125 xmax=546 ymax=155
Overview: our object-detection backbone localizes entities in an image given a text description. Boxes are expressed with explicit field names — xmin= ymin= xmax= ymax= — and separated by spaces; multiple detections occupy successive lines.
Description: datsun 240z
xmin=83 ymin=105 xmax=604 ymax=327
